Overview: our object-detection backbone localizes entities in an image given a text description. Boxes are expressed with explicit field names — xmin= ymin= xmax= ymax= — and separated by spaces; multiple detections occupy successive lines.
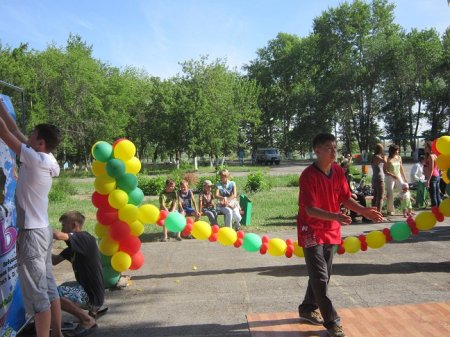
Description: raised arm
xmin=0 ymin=98 xmax=27 ymax=143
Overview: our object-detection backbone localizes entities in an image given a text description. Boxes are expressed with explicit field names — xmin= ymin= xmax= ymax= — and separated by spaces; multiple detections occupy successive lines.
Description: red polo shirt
xmin=297 ymin=162 xmax=351 ymax=246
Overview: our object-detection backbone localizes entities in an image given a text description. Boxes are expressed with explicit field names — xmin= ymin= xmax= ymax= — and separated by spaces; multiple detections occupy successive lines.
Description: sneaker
xmin=299 ymin=310 xmax=324 ymax=325
xmin=327 ymin=325 xmax=346 ymax=337
xmin=175 ymin=236 xmax=182 ymax=241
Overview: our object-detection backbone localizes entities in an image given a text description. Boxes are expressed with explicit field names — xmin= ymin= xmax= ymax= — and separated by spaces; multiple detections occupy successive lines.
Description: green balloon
xmin=93 ymin=141 xmax=113 ymax=162
xmin=106 ymin=158 xmax=126 ymax=179
xmin=390 ymin=222 xmax=412 ymax=241
xmin=242 ymin=233 xmax=262 ymax=252
xmin=100 ymin=253 xmax=111 ymax=267
xmin=117 ymin=173 xmax=138 ymax=193
xmin=164 ymin=212 xmax=186 ymax=232
xmin=128 ymin=187 xmax=144 ymax=206
xmin=103 ymin=265 xmax=120 ymax=289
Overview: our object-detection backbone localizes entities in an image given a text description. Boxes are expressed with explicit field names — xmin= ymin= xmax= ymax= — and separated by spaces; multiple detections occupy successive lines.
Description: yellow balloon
xmin=129 ymin=220 xmax=145 ymax=237
xmin=442 ymin=170 xmax=450 ymax=184
xmin=94 ymin=222 xmax=109 ymax=238
xmin=436 ymin=155 xmax=450 ymax=171
xmin=119 ymin=204 xmax=139 ymax=224
xmin=343 ymin=236 xmax=360 ymax=254
xmin=92 ymin=160 xmax=107 ymax=176
xmin=94 ymin=174 xmax=116 ymax=195
xmin=111 ymin=251 xmax=132 ymax=272
xmin=191 ymin=221 xmax=212 ymax=240
xmin=138 ymin=204 xmax=160 ymax=224
xmin=99 ymin=237 xmax=119 ymax=256
xmin=293 ymin=241 xmax=304 ymax=257
xmin=415 ymin=211 xmax=437 ymax=231
xmin=108 ymin=189 xmax=129 ymax=209
xmin=268 ymin=238 xmax=287 ymax=256
xmin=439 ymin=198 xmax=450 ymax=217
xmin=114 ymin=140 xmax=136 ymax=161
xmin=217 ymin=227 xmax=237 ymax=246
xmin=365 ymin=231 xmax=386 ymax=249
xmin=436 ymin=136 xmax=450 ymax=155
xmin=125 ymin=157 xmax=141 ymax=175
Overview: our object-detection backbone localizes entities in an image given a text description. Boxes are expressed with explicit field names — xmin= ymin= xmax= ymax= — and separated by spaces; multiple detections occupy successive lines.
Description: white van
xmin=256 ymin=148 xmax=281 ymax=165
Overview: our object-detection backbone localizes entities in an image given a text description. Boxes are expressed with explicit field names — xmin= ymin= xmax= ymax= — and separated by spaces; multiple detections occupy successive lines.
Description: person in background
xmin=0 ymin=98 xmax=63 ymax=337
xmin=215 ymin=169 xmax=242 ymax=231
xmin=424 ymin=141 xmax=441 ymax=207
xmin=371 ymin=143 xmax=386 ymax=213
xmin=198 ymin=180 xmax=217 ymax=225
xmin=410 ymin=155 xmax=426 ymax=188
xmin=384 ymin=144 xmax=407 ymax=216
xmin=399 ymin=183 xmax=414 ymax=218
xmin=159 ymin=178 xmax=181 ymax=241
xmin=297 ymin=133 xmax=382 ymax=337
xmin=52 ymin=211 xmax=105 ymax=336
xmin=178 ymin=180 xmax=200 ymax=220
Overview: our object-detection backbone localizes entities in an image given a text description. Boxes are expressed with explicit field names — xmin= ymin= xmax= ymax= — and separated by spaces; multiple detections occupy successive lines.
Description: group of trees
xmin=0 ymin=0 xmax=448 ymax=166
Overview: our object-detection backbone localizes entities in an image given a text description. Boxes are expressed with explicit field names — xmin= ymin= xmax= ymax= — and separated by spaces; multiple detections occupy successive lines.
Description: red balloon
xmin=237 ymin=230 xmax=245 ymax=239
xmin=96 ymin=207 xmax=118 ymax=225
xmin=337 ymin=245 xmax=345 ymax=255
xmin=92 ymin=192 xmax=110 ymax=209
xmin=157 ymin=219 xmax=165 ymax=227
xmin=285 ymin=238 xmax=293 ymax=246
xmin=260 ymin=242 xmax=268 ymax=254
xmin=211 ymin=225 xmax=219 ymax=233
xmin=234 ymin=238 xmax=243 ymax=248
xmin=159 ymin=210 xmax=169 ymax=220
xmin=262 ymin=235 xmax=270 ymax=243
xmin=186 ymin=217 xmax=194 ymax=225
xmin=129 ymin=251 xmax=145 ymax=270
xmin=119 ymin=235 xmax=141 ymax=256
xmin=112 ymin=138 xmax=127 ymax=148
xmin=109 ymin=220 xmax=131 ymax=241
xmin=431 ymin=139 xmax=440 ymax=155
xmin=208 ymin=233 xmax=218 ymax=242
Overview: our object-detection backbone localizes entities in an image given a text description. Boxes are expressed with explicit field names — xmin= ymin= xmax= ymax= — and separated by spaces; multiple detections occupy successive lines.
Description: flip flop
xmin=68 ymin=323 xmax=98 ymax=337
xmin=89 ymin=306 xmax=109 ymax=319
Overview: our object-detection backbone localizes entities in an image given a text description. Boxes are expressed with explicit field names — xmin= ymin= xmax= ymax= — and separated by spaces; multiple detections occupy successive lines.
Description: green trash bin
xmin=239 ymin=194 xmax=252 ymax=226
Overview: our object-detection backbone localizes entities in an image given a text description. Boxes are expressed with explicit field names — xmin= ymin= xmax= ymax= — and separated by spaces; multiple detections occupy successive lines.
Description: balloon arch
xmin=89 ymin=136 xmax=450 ymax=287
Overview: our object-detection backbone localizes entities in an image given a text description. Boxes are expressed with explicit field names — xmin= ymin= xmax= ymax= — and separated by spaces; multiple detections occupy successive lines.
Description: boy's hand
xmin=360 ymin=207 xmax=383 ymax=222
xmin=336 ymin=213 xmax=352 ymax=226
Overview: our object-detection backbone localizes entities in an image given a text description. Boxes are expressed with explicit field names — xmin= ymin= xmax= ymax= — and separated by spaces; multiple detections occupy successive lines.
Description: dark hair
xmin=165 ymin=178 xmax=175 ymax=186
xmin=59 ymin=211 xmax=85 ymax=227
xmin=312 ymin=133 xmax=336 ymax=149
xmin=374 ymin=143 xmax=384 ymax=156
xmin=388 ymin=144 xmax=399 ymax=158
xmin=419 ymin=155 xmax=425 ymax=162
xmin=35 ymin=124 xmax=61 ymax=152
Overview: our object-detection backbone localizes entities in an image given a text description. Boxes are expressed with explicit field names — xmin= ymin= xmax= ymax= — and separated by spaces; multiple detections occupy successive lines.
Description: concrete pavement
xmin=51 ymin=215 xmax=450 ymax=337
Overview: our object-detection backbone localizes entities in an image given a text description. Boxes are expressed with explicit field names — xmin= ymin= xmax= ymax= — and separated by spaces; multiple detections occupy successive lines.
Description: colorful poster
xmin=0 ymin=94 xmax=25 ymax=337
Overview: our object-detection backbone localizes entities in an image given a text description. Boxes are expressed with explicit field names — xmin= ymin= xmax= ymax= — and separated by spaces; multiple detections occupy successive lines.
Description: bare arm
xmin=52 ymin=230 xmax=70 ymax=265
xmin=342 ymin=198 xmax=383 ymax=222
xmin=305 ymin=206 xmax=352 ymax=226
xmin=399 ymin=157 xmax=407 ymax=182
xmin=0 ymin=117 xmax=22 ymax=155
xmin=0 ymin=99 xmax=27 ymax=143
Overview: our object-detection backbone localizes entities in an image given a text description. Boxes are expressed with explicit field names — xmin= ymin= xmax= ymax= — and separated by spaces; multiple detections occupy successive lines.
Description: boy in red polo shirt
xmin=297 ymin=133 xmax=383 ymax=337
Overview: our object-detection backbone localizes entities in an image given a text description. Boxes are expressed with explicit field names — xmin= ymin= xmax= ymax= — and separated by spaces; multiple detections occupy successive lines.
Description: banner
xmin=0 ymin=94 xmax=25 ymax=337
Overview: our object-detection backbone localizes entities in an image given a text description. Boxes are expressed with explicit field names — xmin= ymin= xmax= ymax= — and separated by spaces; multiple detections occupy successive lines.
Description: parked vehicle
xmin=256 ymin=148 xmax=281 ymax=165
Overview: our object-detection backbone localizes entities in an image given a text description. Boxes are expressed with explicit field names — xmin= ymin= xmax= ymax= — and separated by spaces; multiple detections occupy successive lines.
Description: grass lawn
xmin=48 ymin=173 xmax=300 ymax=243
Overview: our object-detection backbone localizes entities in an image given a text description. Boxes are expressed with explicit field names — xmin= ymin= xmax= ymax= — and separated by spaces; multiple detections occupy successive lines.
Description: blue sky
xmin=0 ymin=0 xmax=449 ymax=79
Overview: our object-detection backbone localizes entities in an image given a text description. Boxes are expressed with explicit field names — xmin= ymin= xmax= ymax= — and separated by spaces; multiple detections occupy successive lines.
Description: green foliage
xmin=137 ymin=175 xmax=166 ymax=196
xmin=244 ymin=171 xmax=270 ymax=193
xmin=49 ymin=177 xmax=77 ymax=202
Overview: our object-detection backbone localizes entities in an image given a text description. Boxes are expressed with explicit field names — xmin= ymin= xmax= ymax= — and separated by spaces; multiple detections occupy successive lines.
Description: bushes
xmin=244 ymin=171 xmax=270 ymax=193
xmin=49 ymin=177 xmax=77 ymax=202
xmin=137 ymin=175 xmax=166 ymax=196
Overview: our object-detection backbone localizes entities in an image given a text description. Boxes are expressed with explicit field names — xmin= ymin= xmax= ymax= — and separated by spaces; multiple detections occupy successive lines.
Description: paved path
xmin=51 ymin=216 xmax=450 ymax=337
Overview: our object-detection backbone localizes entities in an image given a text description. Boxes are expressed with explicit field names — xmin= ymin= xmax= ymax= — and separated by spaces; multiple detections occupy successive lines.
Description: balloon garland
xmin=91 ymin=136 xmax=450 ymax=277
